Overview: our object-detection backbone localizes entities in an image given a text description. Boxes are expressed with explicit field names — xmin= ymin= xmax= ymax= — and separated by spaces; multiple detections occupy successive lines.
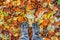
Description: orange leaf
xmin=18 ymin=16 xmax=24 ymax=23
xmin=42 ymin=20 xmax=49 ymax=27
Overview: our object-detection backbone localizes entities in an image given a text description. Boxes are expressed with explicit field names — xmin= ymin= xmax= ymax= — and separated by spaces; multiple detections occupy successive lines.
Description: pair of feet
xmin=19 ymin=22 xmax=43 ymax=40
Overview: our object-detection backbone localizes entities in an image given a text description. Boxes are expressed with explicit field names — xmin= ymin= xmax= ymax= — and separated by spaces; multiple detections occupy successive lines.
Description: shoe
xmin=32 ymin=23 xmax=43 ymax=40
xmin=19 ymin=22 xmax=29 ymax=40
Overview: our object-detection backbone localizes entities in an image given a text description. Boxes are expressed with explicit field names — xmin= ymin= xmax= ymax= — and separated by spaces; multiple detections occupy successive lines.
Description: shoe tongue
xmin=33 ymin=23 xmax=38 ymax=27
xmin=21 ymin=22 xmax=28 ymax=28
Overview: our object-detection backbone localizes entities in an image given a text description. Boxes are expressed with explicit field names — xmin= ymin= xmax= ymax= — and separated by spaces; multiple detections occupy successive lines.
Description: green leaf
xmin=4 ymin=12 xmax=8 ymax=16
xmin=57 ymin=0 xmax=60 ymax=5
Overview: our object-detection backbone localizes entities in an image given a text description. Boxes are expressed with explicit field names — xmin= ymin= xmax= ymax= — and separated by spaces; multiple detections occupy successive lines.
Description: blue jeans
xmin=19 ymin=22 xmax=43 ymax=40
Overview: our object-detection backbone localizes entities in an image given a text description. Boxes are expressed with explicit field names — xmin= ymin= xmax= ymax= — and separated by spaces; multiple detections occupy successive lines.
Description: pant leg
xmin=19 ymin=22 xmax=29 ymax=40
xmin=32 ymin=23 xmax=43 ymax=40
